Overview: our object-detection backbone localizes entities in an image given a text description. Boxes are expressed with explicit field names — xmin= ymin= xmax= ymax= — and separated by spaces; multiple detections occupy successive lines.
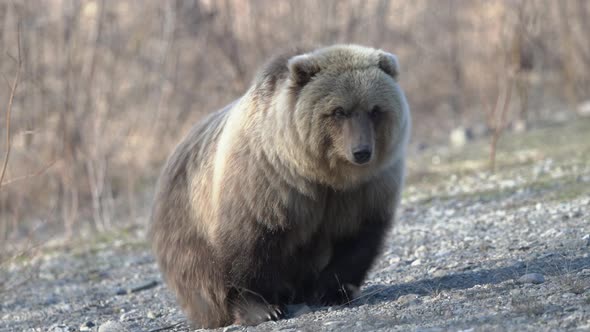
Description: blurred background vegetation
xmin=1 ymin=0 xmax=589 ymax=253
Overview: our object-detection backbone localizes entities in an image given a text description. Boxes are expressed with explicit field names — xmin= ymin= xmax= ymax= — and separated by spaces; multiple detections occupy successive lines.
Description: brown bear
xmin=149 ymin=44 xmax=411 ymax=328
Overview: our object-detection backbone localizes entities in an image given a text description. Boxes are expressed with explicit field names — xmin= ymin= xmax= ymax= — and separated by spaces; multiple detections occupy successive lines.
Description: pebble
xmin=388 ymin=255 xmax=401 ymax=264
xmin=449 ymin=127 xmax=469 ymax=148
xmin=145 ymin=311 xmax=156 ymax=319
xmin=79 ymin=321 xmax=95 ymax=331
xmin=518 ymin=273 xmax=545 ymax=284
xmin=397 ymin=293 xmax=421 ymax=306
xmin=415 ymin=245 xmax=428 ymax=256
xmin=323 ymin=320 xmax=344 ymax=327
xmin=119 ymin=309 xmax=137 ymax=321
xmin=541 ymin=228 xmax=561 ymax=238
xmin=98 ymin=321 xmax=127 ymax=332
xmin=48 ymin=325 xmax=75 ymax=332
xmin=577 ymin=100 xmax=590 ymax=117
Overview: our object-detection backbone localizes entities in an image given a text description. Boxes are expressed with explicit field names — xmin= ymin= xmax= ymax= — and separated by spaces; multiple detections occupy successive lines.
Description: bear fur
xmin=149 ymin=44 xmax=411 ymax=328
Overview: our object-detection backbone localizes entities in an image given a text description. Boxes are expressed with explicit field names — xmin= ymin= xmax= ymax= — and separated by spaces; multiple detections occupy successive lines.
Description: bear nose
xmin=353 ymin=148 xmax=372 ymax=164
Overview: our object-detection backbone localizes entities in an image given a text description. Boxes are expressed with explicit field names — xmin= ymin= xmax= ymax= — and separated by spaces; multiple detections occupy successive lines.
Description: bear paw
xmin=232 ymin=302 xmax=285 ymax=326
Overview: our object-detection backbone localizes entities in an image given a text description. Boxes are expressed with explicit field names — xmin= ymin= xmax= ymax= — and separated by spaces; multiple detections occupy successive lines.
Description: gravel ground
xmin=2 ymin=119 xmax=590 ymax=332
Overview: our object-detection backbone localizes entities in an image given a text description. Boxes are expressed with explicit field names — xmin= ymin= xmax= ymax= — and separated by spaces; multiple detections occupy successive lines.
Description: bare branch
xmin=488 ymin=75 xmax=514 ymax=172
xmin=5 ymin=52 xmax=18 ymax=64
xmin=1 ymin=159 xmax=57 ymax=187
xmin=1 ymin=73 xmax=11 ymax=89
xmin=0 ymin=22 xmax=22 ymax=190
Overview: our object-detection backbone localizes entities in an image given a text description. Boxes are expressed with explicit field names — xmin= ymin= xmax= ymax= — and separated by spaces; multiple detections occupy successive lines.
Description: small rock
xmin=99 ymin=321 xmax=127 ymax=332
xmin=444 ymin=209 xmax=456 ymax=216
xmin=388 ymin=255 xmax=401 ymax=264
xmin=433 ymin=269 xmax=447 ymax=277
xmin=449 ymin=127 xmax=471 ymax=148
xmin=411 ymin=259 xmax=422 ymax=266
xmin=119 ymin=309 xmax=138 ymax=322
xmin=518 ymin=273 xmax=545 ymax=284
xmin=79 ymin=321 xmax=95 ymax=331
xmin=577 ymin=100 xmax=590 ymax=117
xmin=458 ymin=328 xmax=475 ymax=332
xmin=541 ymin=228 xmax=562 ymax=238
xmin=323 ymin=320 xmax=344 ymax=327
xmin=415 ymin=245 xmax=428 ymax=255
xmin=397 ymin=293 xmax=421 ymax=306
xmin=48 ymin=324 xmax=75 ymax=332
xmin=147 ymin=311 xmax=156 ymax=319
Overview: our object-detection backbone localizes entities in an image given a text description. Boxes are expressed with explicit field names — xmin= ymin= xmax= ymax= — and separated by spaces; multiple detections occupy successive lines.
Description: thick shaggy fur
xmin=149 ymin=44 xmax=411 ymax=328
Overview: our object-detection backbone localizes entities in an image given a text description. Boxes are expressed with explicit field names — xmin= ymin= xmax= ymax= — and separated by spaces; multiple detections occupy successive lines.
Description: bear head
xmin=278 ymin=45 xmax=410 ymax=189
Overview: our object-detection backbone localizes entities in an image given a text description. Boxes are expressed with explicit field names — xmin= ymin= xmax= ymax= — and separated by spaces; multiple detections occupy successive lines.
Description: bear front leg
xmin=219 ymin=220 xmax=293 ymax=326
xmin=310 ymin=218 xmax=390 ymax=306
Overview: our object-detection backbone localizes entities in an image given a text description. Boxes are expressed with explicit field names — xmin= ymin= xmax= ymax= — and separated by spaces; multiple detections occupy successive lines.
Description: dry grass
xmin=510 ymin=294 xmax=546 ymax=316
xmin=0 ymin=0 xmax=589 ymax=250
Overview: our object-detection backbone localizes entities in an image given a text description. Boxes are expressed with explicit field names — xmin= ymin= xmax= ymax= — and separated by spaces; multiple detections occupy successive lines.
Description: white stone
xmin=577 ymin=100 xmax=590 ymax=117
xmin=98 ymin=321 xmax=127 ymax=332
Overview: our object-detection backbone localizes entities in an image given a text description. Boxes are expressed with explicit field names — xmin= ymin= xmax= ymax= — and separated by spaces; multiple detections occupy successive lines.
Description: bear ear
xmin=288 ymin=54 xmax=321 ymax=86
xmin=378 ymin=52 xmax=400 ymax=80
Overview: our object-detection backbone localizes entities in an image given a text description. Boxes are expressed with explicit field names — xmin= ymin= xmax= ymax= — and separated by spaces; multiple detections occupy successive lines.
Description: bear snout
xmin=352 ymin=147 xmax=372 ymax=164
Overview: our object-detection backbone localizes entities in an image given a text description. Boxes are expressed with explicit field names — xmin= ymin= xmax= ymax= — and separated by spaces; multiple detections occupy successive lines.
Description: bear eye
xmin=369 ymin=105 xmax=383 ymax=119
xmin=332 ymin=107 xmax=348 ymax=118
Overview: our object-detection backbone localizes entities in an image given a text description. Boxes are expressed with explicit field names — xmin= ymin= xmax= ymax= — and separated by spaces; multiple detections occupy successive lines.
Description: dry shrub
xmin=0 ymin=0 xmax=589 ymax=247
